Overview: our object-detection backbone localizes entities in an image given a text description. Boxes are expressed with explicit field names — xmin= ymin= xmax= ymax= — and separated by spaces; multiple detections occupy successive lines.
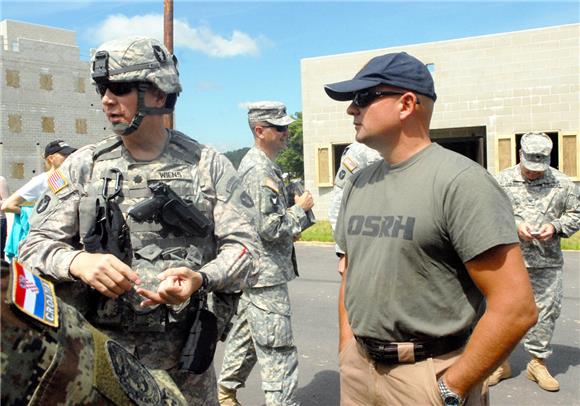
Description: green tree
xmin=224 ymin=147 xmax=250 ymax=169
xmin=276 ymin=112 xmax=303 ymax=179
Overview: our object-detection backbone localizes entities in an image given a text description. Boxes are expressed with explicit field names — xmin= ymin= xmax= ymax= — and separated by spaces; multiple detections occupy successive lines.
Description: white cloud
xmin=89 ymin=14 xmax=262 ymax=58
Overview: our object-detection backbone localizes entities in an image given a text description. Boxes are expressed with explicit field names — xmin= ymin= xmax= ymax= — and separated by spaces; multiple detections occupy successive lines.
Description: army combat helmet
xmin=91 ymin=36 xmax=182 ymax=136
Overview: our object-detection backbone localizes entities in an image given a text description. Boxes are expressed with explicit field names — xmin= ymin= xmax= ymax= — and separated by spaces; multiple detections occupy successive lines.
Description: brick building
xmin=0 ymin=20 xmax=108 ymax=190
xmin=301 ymin=24 xmax=579 ymax=219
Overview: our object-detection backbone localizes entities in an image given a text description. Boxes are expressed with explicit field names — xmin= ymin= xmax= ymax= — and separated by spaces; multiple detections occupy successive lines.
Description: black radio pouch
xmin=178 ymin=299 xmax=218 ymax=374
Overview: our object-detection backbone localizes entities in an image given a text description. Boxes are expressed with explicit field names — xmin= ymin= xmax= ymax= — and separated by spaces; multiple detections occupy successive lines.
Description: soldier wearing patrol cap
xmin=1 ymin=259 xmax=187 ymax=405
xmin=217 ymin=101 xmax=313 ymax=406
xmin=493 ymin=132 xmax=580 ymax=391
xmin=328 ymin=142 xmax=381 ymax=274
xmin=18 ymin=36 xmax=261 ymax=405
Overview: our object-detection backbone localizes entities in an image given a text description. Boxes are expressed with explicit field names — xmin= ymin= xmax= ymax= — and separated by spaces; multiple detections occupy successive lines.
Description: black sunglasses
xmin=262 ymin=124 xmax=289 ymax=132
xmin=353 ymin=90 xmax=419 ymax=108
xmin=95 ymin=81 xmax=140 ymax=97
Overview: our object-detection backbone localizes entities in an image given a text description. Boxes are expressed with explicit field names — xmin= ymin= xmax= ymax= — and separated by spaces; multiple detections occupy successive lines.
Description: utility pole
xmin=163 ymin=0 xmax=174 ymax=129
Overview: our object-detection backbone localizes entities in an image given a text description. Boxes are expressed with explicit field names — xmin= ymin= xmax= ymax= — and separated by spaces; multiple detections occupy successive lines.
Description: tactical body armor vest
xmin=78 ymin=130 xmax=216 ymax=331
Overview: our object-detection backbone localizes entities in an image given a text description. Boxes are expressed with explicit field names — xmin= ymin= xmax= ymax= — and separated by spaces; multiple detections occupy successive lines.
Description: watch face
xmin=444 ymin=395 xmax=460 ymax=406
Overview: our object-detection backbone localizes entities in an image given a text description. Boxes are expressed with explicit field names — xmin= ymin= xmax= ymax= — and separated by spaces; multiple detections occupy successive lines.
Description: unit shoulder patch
xmin=11 ymin=260 xmax=59 ymax=328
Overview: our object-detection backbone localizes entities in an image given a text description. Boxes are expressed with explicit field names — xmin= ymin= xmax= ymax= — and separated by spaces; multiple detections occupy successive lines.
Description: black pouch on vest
xmin=178 ymin=306 xmax=218 ymax=374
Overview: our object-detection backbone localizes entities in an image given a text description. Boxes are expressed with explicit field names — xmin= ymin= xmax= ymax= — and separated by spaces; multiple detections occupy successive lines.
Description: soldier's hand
xmin=517 ymin=223 xmax=536 ymax=241
xmin=536 ymin=223 xmax=556 ymax=241
xmin=295 ymin=190 xmax=314 ymax=212
xmin=70 ymin=252 xmax=140 ymax=299
xmin=136 ymin=267 xmax=203 ymax=307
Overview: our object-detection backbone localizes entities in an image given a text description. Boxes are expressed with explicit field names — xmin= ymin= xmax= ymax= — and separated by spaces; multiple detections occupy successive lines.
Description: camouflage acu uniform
xmin=19 ymin=131 xmax=261 ymax=405
xmin=219 ymin=146 xmax=306 ymax=406
xmin=328 ymin=142 xmax=381 ymax=254
xmin=495 ymin=164 xmax=580 ymax=358
xmin=1 ymin=260 xmax=187 ymax=406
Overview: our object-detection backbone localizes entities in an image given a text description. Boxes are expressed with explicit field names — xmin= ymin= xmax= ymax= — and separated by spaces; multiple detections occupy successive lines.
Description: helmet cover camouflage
xmin=91 ymin=36 xmax=182 ymax=95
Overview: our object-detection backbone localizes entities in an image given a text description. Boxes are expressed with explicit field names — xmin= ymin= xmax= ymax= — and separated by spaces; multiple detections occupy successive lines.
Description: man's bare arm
xmin=338 ymin=255 xmax=354 ymax=353
xmin=443 ymin=243 xmax=537 ymax=396
xmin=1 ymin=193 xmax=25 ymax=214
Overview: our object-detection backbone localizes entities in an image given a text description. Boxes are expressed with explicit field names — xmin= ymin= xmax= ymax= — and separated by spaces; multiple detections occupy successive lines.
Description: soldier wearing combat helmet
xmin=19 ymin=36 xmax=261 ymax=405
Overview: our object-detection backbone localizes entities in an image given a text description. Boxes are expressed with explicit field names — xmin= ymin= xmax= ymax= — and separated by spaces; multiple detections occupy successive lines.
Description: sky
xmin=1 ymin=0 xmax=579 ymax=151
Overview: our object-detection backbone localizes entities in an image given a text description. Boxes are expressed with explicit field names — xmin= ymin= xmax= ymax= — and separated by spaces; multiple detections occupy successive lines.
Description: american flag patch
xmin=342 ymin=157 xmax=358 ymax=173
xmin=47 ymin=169 xmax=68 ymax=194
xmin=11 ymin=260 xmax=59 ymax=328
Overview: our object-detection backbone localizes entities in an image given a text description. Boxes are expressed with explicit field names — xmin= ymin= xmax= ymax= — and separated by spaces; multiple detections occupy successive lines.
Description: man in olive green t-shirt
xmin=325 ymin=52 xmax=537 ymax=406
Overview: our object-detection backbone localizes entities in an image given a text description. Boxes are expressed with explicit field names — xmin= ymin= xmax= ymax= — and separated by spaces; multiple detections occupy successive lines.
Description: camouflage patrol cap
xmin=91 ymin=36 xmax=181 ymax=94
xmin=248 ymin=101 xmax=295 ymax=126
xmin=520 ymin=132 xmax=552 ymax=171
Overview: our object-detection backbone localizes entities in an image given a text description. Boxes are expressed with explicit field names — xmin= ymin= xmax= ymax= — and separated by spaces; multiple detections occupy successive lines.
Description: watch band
xmin=437 ymin=377 xmax=465 ymax=406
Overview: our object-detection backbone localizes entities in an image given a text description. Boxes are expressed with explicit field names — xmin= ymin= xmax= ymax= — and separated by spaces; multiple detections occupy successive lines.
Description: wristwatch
xmin=437 ymin=377 xmax=465 ymax=406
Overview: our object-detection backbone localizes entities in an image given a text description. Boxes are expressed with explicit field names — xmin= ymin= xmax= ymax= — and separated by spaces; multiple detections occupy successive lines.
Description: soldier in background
xmin=493 ymin=132 xmax=580 ymax=391
xmin=1 ymin=259 xmax=187 ymax=406
xmin=19 ymin=36 xmax=260 ymax=405
xmin=328 ymin=142 xmax=381 ymax=274
xmin=217 ymin=102 xmax=313 ymax=406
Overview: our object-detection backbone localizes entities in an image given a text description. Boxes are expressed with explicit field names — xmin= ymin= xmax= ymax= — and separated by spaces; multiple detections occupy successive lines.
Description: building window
xmin=8 ymin=115 xmax=22 ymax=133
xmin=75 ymin=77 xmax=86 ymax=93
xmin=495 ymin=132 xmax=579 ymax=180
xmin=75 ymin=118 xmax=87 ymax=134
xmin=5 ymin=69 xmax=20 ymax=88
xmin=40 ymin=73 xmax=53 ymax=90
xmin=11 ymin=163 xmax=24 ymax=180
xmin=42 ymin=116 xmax=55 ymax=133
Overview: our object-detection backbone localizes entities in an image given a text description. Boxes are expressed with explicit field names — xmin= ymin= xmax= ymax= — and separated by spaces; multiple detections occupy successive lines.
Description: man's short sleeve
xmin=444 ymin=167 xmax=519 ymax=262
xmin=17 ymin=173 xmax=48 ymax=201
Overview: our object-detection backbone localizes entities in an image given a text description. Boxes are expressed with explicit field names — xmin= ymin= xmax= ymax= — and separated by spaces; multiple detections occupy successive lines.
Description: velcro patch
xmin=47 ymin=169 xmax=69 ymax=194
xmin=342 ymin=157 xmax=358 ymax=173
xmin=263 ymin=178 xmax=279 ymax=194
xmin=11 ymin=260 xmax=59 ymax=328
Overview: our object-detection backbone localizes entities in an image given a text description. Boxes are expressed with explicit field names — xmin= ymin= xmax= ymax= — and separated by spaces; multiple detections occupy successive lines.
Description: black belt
xmin=356 ymin=332 xmax=469 ymax=364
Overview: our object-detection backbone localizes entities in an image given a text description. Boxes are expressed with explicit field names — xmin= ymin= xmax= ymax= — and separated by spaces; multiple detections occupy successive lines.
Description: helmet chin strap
xmin=113 ymin=82 xmax=174 ymax=137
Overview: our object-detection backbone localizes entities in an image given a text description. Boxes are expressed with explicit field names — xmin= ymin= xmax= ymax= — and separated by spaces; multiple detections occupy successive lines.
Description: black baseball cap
xmin=44 ymin=140 xmax=77 ymax=158
xmin=324 ymin=52 xmax=437 ymax=102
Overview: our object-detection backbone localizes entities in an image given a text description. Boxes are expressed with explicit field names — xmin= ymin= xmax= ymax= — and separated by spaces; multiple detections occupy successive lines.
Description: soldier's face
xmin=520 ymin=164 xmax=545 ymax=181
xmin=259 ymin=124 xmax=289 ymax=154
xmin=101 ymin=85 xmax=164 ymax=125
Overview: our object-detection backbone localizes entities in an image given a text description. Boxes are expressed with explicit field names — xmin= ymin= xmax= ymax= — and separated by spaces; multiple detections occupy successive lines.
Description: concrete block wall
xmin=301 ymin=24 xmax=579 ymax=220
xmin=0 ymin=20 xmax=109 ymax=190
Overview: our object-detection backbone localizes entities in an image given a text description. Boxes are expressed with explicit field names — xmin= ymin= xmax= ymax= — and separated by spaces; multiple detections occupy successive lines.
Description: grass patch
xmin=300 ymin=220 xmax=334 ymax=242
xmin=561 ymin=231 xmax=580 ymax=250
xmin=299 ymin=221 xmax=579 ymax=251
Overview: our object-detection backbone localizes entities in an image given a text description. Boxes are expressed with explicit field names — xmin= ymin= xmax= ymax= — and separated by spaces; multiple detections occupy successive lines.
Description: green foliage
xmin=276 ymin=112 xmax=304 ymax=179
xmin=561 ymin=232 xmax=580 ymax=250
xmin=300 ymin=220 xmax=334 ymax=242
xmin=224 ymin=147 xmax=250 ymax=169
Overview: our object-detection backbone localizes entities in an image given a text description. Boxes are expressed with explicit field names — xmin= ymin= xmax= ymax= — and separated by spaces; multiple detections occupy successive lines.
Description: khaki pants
xmin=339 ymin=337 xmax=488 ymax=406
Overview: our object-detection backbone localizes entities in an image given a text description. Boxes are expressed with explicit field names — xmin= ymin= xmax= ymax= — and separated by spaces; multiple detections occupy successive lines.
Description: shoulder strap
xmin=169 ymin=130 xmax=202 ymax=165
xmin=93 ymin=136 xmax=123 ymax=162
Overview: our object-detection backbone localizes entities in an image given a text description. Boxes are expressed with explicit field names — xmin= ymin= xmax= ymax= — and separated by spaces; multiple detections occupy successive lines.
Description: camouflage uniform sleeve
xmin=18 ymin=147 xmax=95 ymax=281
xmin=551 ymin=181 xmax=580 ymax=237
xmin=198 ymin=149 xmax=261 ymax=292
xmin=244 ymin=166 xmax=304 ymax=242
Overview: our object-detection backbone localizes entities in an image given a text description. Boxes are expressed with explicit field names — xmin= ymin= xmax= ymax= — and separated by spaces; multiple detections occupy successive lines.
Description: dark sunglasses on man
xmin=95 ymin=81 xmax=142 ymax=97
xmin=261 ymin=124 xmax=289 ymax=133
xmin=352 ymin=89 xmax=420 ymax=108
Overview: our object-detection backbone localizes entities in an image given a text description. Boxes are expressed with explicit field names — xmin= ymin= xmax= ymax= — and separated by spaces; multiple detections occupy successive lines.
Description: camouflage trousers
xmin=218 ymin=283 xmax=300 ymax=406
xmin=103 ymin=323 xmax=219 ymax=406
xmin=523 ymin=266 xmax=563 ymax=359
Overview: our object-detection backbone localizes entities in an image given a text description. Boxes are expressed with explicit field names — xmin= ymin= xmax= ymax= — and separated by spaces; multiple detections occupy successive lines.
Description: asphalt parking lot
xmin=214 ymin=244 xmax=580 ymax=406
